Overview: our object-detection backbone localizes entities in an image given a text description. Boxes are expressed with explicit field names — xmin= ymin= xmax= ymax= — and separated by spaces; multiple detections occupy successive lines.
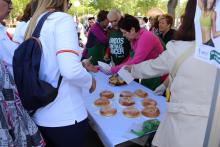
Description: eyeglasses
xmin=3 ymin=0 xmax=12 ymax=6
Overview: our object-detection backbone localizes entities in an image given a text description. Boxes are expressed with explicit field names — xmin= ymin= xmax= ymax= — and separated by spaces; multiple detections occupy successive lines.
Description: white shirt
xmin=32 ymin=12 xmax=93 ymax=127
xmin=0 ymin=24 xmax=18 ymax=73
xmin=13 ymin=21 xmax=27 ymax=44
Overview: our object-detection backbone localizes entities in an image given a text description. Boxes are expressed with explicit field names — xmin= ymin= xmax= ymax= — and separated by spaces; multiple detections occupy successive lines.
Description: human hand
xmin=154 ymin=84 xmax=166 ymax=96
xmin=82 ymin=56 xmax=92 ymax=66
xmin=103 ymin=55 xmax=110 ymax=62
xmin=124 ymin=65 xmax=132 ymax=73
xmin=89 ymin=77 xmax=96 ymax=93
xmin=99 ymin=67 xmax=112 ymax=75
xmin=98 ymin=62 xmax=112 ymax=75
xmin=82 ymin=57 xmax=98 ymax=73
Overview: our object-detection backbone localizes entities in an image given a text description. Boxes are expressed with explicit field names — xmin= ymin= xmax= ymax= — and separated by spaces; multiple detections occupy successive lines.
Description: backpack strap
xmin=32 ymin=11 xmax=55 ymax=38
xmin=31 ymin=11 xmax=63 ymax=87
xmin=57 ymin=76 xmax=63 ymax=88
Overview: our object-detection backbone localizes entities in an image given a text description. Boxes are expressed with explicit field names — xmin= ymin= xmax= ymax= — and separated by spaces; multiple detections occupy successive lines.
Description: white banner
xmin=195 ymin=0 xmax=220 ymax=68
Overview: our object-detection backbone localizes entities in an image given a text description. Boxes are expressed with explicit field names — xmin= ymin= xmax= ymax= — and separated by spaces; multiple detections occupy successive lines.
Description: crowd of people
xmin=0 ymin=0 xmax=217 ymax=147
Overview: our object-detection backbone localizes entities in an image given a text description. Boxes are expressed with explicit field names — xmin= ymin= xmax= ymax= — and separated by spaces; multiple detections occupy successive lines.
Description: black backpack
xmin=13 ymin=12 xmax=62 ymax=111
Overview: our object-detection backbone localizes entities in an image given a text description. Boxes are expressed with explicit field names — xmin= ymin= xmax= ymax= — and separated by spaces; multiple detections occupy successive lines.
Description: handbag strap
xmin=169 ymin=46 xmax=195 ymax=83
xmin=166 ymin=46 xmax=195 ymax=102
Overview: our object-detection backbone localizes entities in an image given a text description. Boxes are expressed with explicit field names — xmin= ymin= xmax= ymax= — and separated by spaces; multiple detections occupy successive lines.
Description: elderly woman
xmin=108 ymin=14 xmax=164 ymax=90
xmin=126 ymin=0 xmax=217 ymax=146
xmin=0 ymin=0 xmax=44 ymax=146
xmin=0 ymin=0 xmax=18 ymax=73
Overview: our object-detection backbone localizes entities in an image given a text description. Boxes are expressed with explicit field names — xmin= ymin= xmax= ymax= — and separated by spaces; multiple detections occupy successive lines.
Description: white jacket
xmin=131 ymin=41 xmax=217 ymax=147
xmin=32 ymin=12 xmax=92 ymax=127
xmin=0 ymin=24 xmax=18 ymax=73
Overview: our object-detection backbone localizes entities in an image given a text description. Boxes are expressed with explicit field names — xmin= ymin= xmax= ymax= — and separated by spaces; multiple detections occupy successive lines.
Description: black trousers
xmin=38 ymin=118 xmax=89 ymax=147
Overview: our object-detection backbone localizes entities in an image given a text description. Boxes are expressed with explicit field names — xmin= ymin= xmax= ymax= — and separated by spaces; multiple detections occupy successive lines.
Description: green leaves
xmin=9 ymin=0 xmax=187 ymax=20
xmin=11 ymin=0 xmax=29 ymax=18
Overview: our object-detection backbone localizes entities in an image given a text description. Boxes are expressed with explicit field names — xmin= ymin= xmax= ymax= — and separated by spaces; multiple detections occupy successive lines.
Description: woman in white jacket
xmin=126 ymin=0 xmax=217 ymax=147
xmin=24 ymin=0 xmax=96 ymax=146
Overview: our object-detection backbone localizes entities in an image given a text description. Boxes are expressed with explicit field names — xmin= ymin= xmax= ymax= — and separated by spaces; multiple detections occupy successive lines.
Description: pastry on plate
xmin=123 ymin=107 xmax=140 ymax=118
xmin=109 ymin=74 xmax=126 ymax=86
xmin=120 ymin=91 xmax=133 ymax=97
xmin=100 ymin=106 xmax=117 ymax=117
xmin=141 ymin=105 xmax=160 ymax=118
xmin=94 ymin=97 xmax=110 ymax=106
xmin=134 ymin=89 xmax=148 ymax=98
xmin=141 ymin=98 xmax=157 ymax=107
xmin=119 ymin=97 xmax=135 ymax=106
xmin=100 ymin=90 xmax=114 ymax=99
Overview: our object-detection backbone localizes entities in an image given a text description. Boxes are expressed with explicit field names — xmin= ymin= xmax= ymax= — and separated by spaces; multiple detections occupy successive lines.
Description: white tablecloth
xmin=83 ymin=72 xmax=166 ymax=147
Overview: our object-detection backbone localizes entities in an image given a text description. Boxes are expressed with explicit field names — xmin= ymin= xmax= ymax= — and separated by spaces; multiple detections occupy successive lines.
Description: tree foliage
xmin=10 ymin=0 xmax=187 ymax=19
xmin=11 ymin=0 xmax=29 ymax=18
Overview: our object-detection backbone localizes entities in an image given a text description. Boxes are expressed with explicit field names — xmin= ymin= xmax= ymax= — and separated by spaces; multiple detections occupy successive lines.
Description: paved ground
xmin=84 ymin=126 xmax=154 ymax=147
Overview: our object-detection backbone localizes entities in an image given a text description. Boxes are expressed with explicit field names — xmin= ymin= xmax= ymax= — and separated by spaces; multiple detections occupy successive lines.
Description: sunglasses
xmin=3 ymin=0 xmax=12 ymax=5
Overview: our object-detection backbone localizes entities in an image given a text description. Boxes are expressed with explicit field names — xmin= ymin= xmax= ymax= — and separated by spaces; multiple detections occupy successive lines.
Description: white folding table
xmin=83 ymin=72 xmax=166 ymax=147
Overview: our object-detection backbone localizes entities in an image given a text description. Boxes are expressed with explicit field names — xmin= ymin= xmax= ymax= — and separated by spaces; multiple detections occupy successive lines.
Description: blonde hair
xmin=24 ymin=0 xmax=65 ymax=39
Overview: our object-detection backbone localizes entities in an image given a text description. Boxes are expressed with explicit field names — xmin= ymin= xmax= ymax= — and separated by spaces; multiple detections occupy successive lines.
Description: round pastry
xmin=100 ymin=106 xmax=117 ymax=117
xmin=123 ymin=107 xmax=140 ymax=118
xmin=120 ymin=91 xmax=133 ymax=97
xmin=142 ymin=98 xmax=157 ymax=107
xmin=118 ymin=79 xmax=126 ymax=85
xmin=134 ymin=89 xmax=148 ymax=98
xmin=100 ymin=90 xmax=114 ymax=99
xmin=109 ymin=78 xmax=117 ymax=85
xmin=109 ymin=75 xmax=126 ymax=86
xmin=119 ymin=97 xmax=135 ymax=106
xmin=141 ymin=105 xmax=160 ymax=118
xmin=109 ymin=74 xmax=117 ymax=81
xmin=94 ymin=97 xmax=110 ymax=106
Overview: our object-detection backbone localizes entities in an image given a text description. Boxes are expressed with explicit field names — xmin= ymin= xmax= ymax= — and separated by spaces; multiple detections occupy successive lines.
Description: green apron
xmin=87 ymin=44 xmax=106 ymax=65
xmin=141 ymin=77 xmax=161 ymax=91
xmin=130 ymin=49 xmax=161 ymax=91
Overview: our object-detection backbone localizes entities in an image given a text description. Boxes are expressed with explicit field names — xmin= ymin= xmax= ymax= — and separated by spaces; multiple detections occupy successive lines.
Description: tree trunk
xmin=167 ymin=0 xmax=178 ymax=19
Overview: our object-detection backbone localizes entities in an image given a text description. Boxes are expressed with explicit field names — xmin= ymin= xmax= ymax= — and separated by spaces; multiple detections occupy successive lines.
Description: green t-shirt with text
xmin=108 ymin=30 xmax=131 ymax=65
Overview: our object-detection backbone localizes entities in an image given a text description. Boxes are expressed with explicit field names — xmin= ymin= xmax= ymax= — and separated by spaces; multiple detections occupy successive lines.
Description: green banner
xmin=210 ymin=50 xmax=220 ymax=64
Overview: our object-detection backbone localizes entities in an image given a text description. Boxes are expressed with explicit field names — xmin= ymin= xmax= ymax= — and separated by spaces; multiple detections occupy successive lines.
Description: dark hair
xmin=204 ymin=0 xmax=216 ymax=10
xmin=174 ymin=0 xmax=196 ymax=41
xmin=88 ymin=17 xmax=95 ymax=21
xmin=149 ymin=15 xmax=160 ymax=31
xmin=118 ymin=14 xmax=140 ymax=32
xmin=97 ymin=10 xmax=109 ymax=22
xmin=143 ymin=17 xmax=148 ymax=23
xmin=158 ymin=14 xmax=174 ymax=27
xmin=19 ymin=0 xmax=38 ymax=22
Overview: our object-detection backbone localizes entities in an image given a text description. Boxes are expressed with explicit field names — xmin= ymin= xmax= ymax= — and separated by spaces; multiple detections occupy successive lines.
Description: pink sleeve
xmin=111 ymin=34 xmax=155 ymax=73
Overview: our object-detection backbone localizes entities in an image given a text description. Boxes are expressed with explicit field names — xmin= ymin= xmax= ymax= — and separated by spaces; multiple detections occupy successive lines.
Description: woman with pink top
xmin=110 ymin=14 xmax=164 ymax=90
